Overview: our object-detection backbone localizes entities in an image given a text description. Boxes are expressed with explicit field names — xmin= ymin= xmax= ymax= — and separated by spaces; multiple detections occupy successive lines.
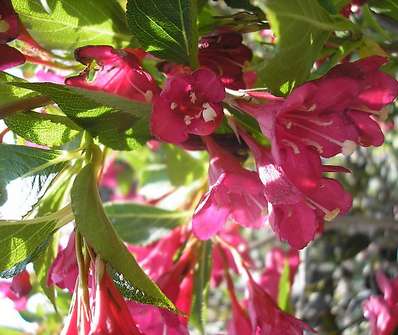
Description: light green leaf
xmin=126 ymin=0 xmax=199 ymax=67
xmin=5 ymin=112 xmax=82 ymax=148
xmin=164 ymin=144 xmax=206 ymax=187
xmin=0 ymin=144 xmax=69 ymax=220
xmin=190 ymin=241 xmax=212 ymax=334
xmin=12 ymin=0 xmax=131 ymax=51
xmin=0 ymin=73 xmax=39 ymax=108
xmin=277 ymin=261 xmax=291 ymax=311
xmin=105 ymin=202 xmax=190 ymax=245
xmin=8 ymin=82 xmax=152 ymax=150
xmin=71 ymin=163 xmax=176 ymax=311
xmin=258 ymin=0 xmax=334 ymax=95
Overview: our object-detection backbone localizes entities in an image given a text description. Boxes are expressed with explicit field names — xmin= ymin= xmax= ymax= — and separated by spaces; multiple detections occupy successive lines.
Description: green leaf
xmin=0 ymin=326 xmax=24 ymax=335
xmin=5 ymin=112 xmax=82 ymax=148
xmin=277 ymin=260 xmax=291 ymax=311
xmin=224 ymin=0 xmax=263 ymax=13
xmin=126 ymin=0 xmax=199 ymax=67
xmin=0 ymin=222 xmax=55 ymax=278
xmin=105 ymin=202 xmax=190 ymax=245
xmin=0 ymin=73 xmax=39 ymax=108
xmin=8 ymin=82 xmax=152 ymax=150
xmin=163 ymin=144 xmax=206 ymax=187
xmin=71 ymin=163 xmax=176 ymax=311
xmin=0 ymin=144 xmax=69 ymax=220
xmin=369 ymin=0 xmax=398 ymax=21
xmin=12 ymin=0 xmax=131 ymax=51
xmin=258 ymin=0 xmax=334 ymax=95
xmin=190 ymin=241 xmax=212 ymax=334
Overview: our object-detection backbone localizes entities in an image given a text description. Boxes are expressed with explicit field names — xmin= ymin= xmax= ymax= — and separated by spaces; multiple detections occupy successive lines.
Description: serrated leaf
xmin=105 ymin=202 xmax=190 ymax=245
xmin=0 ymin=73 xmax=39 ymax=108
xmin=190 ymin=240 xmax=212 ymax=334
xmin=71 ymin=163 xmax=176 ymax=311
xmin=12 ymin=0 xmax=131 ymax=51
xmin=0 ymin=144 xmax=68 ymax=220
xmin=8 ymin=82 xmax=152 ymax=150
xmin=258 ymin=0 xmax=334 ymax=95
xmin=126 ymin=0 xmax=199 ymax=66
xmin=0 ymin=223 xmax=54 ymax=278
xmin=5 ymin=112 xmax=82 ymax=148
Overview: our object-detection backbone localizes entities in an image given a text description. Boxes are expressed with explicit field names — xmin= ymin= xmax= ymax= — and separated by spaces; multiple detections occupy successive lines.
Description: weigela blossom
xmin=0 ymin=0 xmax=25 ymax=70
xmin=240 ymin=131 xmax=352 ymax=249
xmin=260 ymin=247 xmax=299 ymax=301
xmin=151 ymin=68 xmax=225 ymax=143
xmin=199 ymin=31 xmax=252 ymax=89
xmin=363 ymin=271 xmax=398 ymax=335
xmin=192 ymin=136 xmax=267 ymax=240
xmin=66 ymin=45 xmax=160 ymax=102
xmin=239 ymin=56 xmax=398 ymax=162
xmin=47 ymin=231 xmax=78 ymax=293
xmin=0 ymin=270 xmax=31 ymax=311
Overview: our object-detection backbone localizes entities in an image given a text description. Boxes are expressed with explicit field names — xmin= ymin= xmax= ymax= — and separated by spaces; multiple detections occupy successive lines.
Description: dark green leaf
xmin=258 ymin=0 xmax=334 ymax=95
xmin=71 ymin=163 xmax=176 ymax=311
xmin=224 ymin=0 xmax=262 ymax=13
xmin=5 ymin=112 xmax=82 ymax=148
xmin=126 ymin=0 xmax=199 ymax=66
xmin=105 ymin=202 xmax=190 ymax=245
xmin=12 ymin=0 xmax=131 ymax=51
xmin=8 ymin=82 xmax=152 ymax=150
xmin=0 ymin=144 xmax=68 ymax=220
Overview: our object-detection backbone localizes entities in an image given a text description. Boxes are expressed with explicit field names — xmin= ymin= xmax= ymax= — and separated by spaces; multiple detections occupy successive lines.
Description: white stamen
xmin=144 ymin=90 xmax=153 ymax=103
xmin=281 ymin=139 xmax=300 ymax=154
xmin=307 ymin=104 xmax=317 ymax=112
xmin=285 ymin=121 xmax=292 ymax=129
xmin=0 ymin=20 xmax=10 ymax=33
xmin=202 ymin=103 xmax=217 ymax=122
xmin=342 ymin=140 xmax=356 ymax=156
xmin=184 ymin=115 xmax=192 ymax=125
xmin=303 ymin=139 xmax=324 ymax=153
xmin=306 ymin=198 xmax=340 ymax=221
xmin=170 ymin=102 xmax=178 ymax=110
xmin=189 ymin=91 xmax=197 ymax=104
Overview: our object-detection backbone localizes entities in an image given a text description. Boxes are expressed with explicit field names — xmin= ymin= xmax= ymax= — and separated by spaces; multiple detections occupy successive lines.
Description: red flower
xmin=0 ymin=0 xmax=25 ymax=70
xmin=240 ymin=131 xmax=352 ymax=249
xmin=66 ymin=45 xmax=160 ymax=103
xmin=151 ymin=68 xmax=225 ymax=143
xmin=193 ymin=136 xmax=267 ymax=240
xmin=363 ymin=272 xmax=398 ymax=335
xmin=0 ymin=270 xmax=31 ymax=311
xmin=199 ymin=31 xmax=252 ymax=89
xmin=260 ymin=247 xmax=299 ymax=301
xmin=47 ymin=231 xmax=78 ymax=293
xmin=239 ymin=57 xmax=398 ymax=161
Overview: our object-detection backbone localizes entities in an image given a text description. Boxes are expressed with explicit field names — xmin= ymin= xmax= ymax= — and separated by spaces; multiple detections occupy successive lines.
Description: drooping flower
xmin=240 ymin=130 xmax=352 ymax=249
xmin=239 ymin=56 xmax=398 ymax=162
xmin=247 ymin=275 xmax=313 ymax=335
xmin=47 ymin=231 xmax=78 ymax=293
xmin=151 ymin=68 xmax=225 ymax=144
xmin=260 ymin=247 xmax=299 ymax=301
xmin=192 ymin=136 xmax=267 ymax=240
xmin=0 ymin=270 xmax=31 ymax=311
xmin=199 ymin=31 xmax=252 ymax=89
xmin=66 ymin=45 xmax=160 ymax=103
xmin=363 ymin=271 xmax=398 ymax=335
xmin=0 ymin=0 xmax=25 ymax=70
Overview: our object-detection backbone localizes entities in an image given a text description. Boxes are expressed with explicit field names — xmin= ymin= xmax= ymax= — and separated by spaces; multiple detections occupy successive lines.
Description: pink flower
xmin=150 ymin=68 xmax=225 ymax=143
xmin=128 ymin=248 xmax=194 ymax=335
xmin=247 ymin=276 xmax=313 ymax=335
xmin=239 ymin=56 xmax=398 ymax=161
xmin=66 ymin=45 xmax=160 ymax=103
xmin=47 ymin=232 xmax=78 ymax=293
xmin=0 ymin=0 xmax=25 ymax=70
xmin=363 ymin=272 xmax=398 ymax=335
xmin=0 ymin=270 xmax=31 ymax=311
xmin=192 ymin=136 xmax=267 ymax=240
xmin=199 ymin=31 xmax=252 ymax=89
xmin=260 ymin=247 xmax=299 ymax=301
xmin=240 ymin=131 xmax=352 ymax=249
